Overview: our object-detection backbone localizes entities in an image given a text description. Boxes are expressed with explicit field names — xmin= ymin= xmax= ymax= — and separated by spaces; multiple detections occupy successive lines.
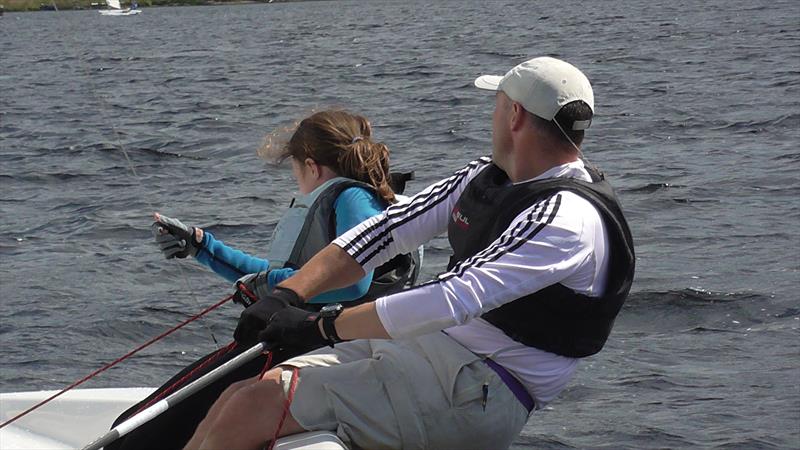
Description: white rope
xmin=553 ymin=118 xmax=585 ymax=160
xmin=70 ymin=28 xmax=220 ymax=346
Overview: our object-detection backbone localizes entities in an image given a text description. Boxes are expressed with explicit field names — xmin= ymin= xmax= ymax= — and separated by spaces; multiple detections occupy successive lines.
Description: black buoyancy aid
xmin=446 ymin=163 xmax=635 ymax=357
xmin=271 ymin=177 xmax=420 ymax=302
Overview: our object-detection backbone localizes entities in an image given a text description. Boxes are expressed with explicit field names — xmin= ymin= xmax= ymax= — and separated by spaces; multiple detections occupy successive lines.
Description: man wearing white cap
xmin=187 ymin=57 xmax=635 ymax=450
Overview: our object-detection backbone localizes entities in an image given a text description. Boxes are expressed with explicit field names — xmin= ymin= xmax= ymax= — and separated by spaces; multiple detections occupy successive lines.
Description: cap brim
xmin=474 ymin=75 xmax=502 ymax=91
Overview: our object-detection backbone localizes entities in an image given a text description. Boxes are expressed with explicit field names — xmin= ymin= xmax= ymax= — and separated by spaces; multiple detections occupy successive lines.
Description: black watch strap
xmin=321 ymin=315 xmax=342 ymax=346
xmin=320 ymin=304 xmax=344 ymax=347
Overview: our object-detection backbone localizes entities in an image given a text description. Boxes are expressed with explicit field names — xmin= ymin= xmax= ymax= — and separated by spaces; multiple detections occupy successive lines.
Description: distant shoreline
xmin=1 ymin=0 xmax=316 ymax=13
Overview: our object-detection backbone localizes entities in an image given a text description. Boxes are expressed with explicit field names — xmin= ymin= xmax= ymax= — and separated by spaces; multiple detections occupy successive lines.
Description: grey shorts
xmin=278 ymin=332 xmax=529 ymax=450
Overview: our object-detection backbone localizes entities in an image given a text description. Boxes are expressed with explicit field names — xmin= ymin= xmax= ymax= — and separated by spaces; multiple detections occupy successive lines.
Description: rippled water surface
xmin=1 ymin=0 xmax=799 ymax=448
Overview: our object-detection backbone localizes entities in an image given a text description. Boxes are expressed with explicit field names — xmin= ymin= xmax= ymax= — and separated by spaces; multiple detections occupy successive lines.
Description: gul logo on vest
xmin=451 ymin=207 xmax=470 ymax=230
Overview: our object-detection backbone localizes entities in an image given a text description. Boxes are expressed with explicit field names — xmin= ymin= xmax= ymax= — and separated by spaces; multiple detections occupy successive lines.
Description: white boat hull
xmin=0 ymin=388 xmax=347 ymax=450
xmin=98 ymin=9 xmax=141 ymax=15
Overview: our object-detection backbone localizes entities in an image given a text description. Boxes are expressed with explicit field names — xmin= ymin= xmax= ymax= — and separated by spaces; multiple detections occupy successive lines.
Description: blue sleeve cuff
xmin=195 ymin=231 xmax=270 ymax=283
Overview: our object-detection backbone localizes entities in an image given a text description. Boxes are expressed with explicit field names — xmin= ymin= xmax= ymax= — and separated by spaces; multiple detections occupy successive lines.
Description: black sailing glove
xmin=259 ymin=306 xmax=327 ymax=351
xmin=233 ymin=286 xmax=304 ymax=347
xmin=152 ymin=214 xmax=203 ymax=259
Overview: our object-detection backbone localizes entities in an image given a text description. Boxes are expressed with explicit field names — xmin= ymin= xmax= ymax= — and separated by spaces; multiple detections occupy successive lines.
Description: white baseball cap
xmin=474 ymin=56 xmax=594 ymax=130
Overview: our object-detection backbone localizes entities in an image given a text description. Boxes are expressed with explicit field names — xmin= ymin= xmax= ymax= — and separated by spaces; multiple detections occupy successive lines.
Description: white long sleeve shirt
xmin=333 ymin=157 xmax=610 ymax=407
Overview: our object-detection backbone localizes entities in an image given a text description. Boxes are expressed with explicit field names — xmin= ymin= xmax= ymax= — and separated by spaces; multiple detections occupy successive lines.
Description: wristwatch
xmin=319 ymin=303 xmax=344 ymax=347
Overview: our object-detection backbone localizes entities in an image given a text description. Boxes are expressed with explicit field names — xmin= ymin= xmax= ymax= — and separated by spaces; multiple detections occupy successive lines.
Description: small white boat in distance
xmin=0 ymin=388 xmax=348 ymax=450
xmin=99 ymin=0 xmax=141 ymax=16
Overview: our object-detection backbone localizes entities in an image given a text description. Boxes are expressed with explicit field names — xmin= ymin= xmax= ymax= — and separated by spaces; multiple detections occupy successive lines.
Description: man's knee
xmin=228 ymin=369 xmax=286 ymax=412
xmin=220 ymin=376 xmax=254 ymax=398
xmin=212 ymin=375 xmax=260 ymax=411
xmin=204 ymin=369 xmax=290 ymax=441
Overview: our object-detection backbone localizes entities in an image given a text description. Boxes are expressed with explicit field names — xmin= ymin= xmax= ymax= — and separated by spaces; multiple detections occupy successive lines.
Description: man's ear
xmin=510 ymin=102 xmax=526 ymax=132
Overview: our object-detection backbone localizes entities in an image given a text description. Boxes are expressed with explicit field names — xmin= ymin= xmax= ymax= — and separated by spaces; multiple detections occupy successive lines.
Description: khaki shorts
xmin=278 ymin=332 xmax=529 ymax=450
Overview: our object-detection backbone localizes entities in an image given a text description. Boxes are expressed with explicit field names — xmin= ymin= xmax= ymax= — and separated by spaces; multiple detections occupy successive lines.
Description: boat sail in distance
xmin=99 ymin=0 xmax=141 ymax=16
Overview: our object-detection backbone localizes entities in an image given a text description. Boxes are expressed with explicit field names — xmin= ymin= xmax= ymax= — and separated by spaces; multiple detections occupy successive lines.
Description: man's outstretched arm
xmin=279 ymin=244 xmax=391 ymax=340
xmin=276 ymin=159 xmax=492 ymax=341
xmin=279 ymin=244 xmax=364 ymax=301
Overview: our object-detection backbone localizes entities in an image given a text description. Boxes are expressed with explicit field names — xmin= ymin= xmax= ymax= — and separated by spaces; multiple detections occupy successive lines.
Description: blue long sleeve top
xmin=195 ymin=186 xmax=384 ymax=304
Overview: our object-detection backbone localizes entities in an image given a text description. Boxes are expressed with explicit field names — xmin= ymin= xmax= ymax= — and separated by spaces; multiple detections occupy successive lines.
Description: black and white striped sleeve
xmin=332 ymin=157 xmax=492 ymax=273
xmin=374 ymin=191 xmax=600 ymax=339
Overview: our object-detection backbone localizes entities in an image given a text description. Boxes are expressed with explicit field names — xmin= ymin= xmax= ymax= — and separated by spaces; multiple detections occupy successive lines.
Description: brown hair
xmin=259 ymin=110 xmax=395 ymax=204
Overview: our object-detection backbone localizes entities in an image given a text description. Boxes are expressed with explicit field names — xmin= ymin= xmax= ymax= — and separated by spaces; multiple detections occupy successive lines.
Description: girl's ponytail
xmin=340 ymin=137 xmax=395 ymax=204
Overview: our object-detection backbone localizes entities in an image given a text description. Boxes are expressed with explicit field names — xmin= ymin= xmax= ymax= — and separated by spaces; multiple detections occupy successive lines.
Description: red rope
xmin=132 ymin=340 xmax=239 ymax=415
xmin=267 ymin=367 xmax=300 ymax=450
xmin=0 ymin=293 xmax=235 ymax=430
xmin=131 ymin=282 xmax=262 ymax=414
xmin=259 ymin=350 xmax=274 ymax=380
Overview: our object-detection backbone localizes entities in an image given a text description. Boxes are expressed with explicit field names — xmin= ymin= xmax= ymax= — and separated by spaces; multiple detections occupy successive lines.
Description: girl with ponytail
xmin=110 ymin=110 xmax=418 ymax=450
xmin=273 ymin=109 xmax=396 ymax=205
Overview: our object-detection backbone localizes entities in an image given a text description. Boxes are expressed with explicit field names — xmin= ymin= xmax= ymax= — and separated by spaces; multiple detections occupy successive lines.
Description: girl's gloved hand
xmin=152 ymin=213 xmax=204 ymax=259
xmin=233 ymin=271 xmax=272 ymax=307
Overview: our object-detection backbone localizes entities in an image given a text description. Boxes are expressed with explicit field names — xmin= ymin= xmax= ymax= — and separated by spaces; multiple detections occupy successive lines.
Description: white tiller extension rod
xmin=81 ymin=342 xmax=267 ymax=450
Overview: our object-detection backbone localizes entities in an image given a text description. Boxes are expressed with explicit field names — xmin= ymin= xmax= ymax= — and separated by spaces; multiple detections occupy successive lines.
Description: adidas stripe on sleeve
xmin=374 ymin=191 xmax=598 ymax=339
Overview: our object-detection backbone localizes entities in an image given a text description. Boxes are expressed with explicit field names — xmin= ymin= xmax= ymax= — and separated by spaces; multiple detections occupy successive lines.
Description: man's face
xmin=492 ymin=91 xmax=512 ymax=167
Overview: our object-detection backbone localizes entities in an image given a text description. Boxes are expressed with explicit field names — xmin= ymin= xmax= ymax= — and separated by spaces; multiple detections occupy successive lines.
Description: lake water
xmin=1 ymin=0 xmax=798 ymax=448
